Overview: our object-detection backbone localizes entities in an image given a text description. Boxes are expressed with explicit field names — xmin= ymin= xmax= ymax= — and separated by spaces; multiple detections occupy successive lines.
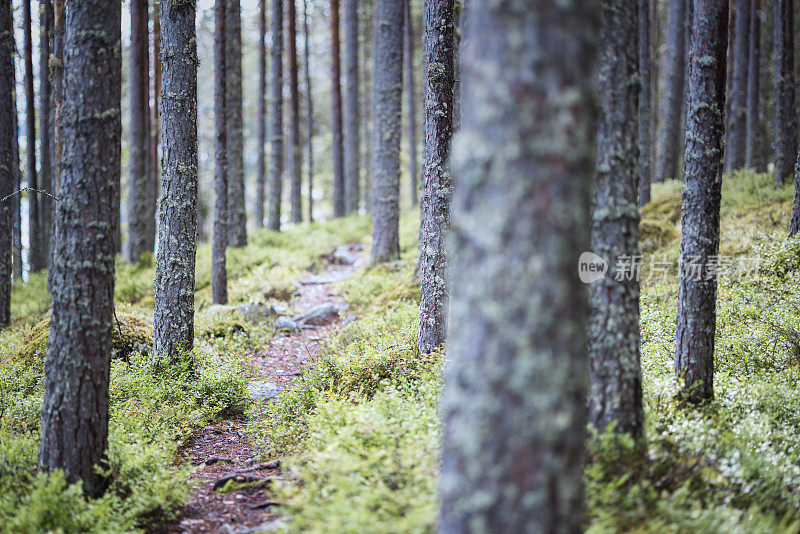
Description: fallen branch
xmin=212 ymin=473 xmax=274 ymax=491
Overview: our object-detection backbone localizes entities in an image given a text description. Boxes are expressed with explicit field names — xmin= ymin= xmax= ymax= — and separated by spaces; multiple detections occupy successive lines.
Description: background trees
xmin=344 ymin=0 xmax=360 ymax=214
xmin=773 ymin=0 xmax=795 ymax=186
xmin=225 ymin=0 xmax=247 ymax=248
xmin=38 ymin=0 xmax=121 ymax=496
xmin=267 ymin=0 xmax=283 ymax=231
xmin=655 ymin=0 xmax=687 ymax=184
xmin=288 ymin=0 xmax=302 ymax=224
xmin=0 ymin=1 xmax=14 ymax=328
xmin=213 ymin=0 xmax=228 ymax=306
xmin=330 ymin=0 xmax=345 ymax=218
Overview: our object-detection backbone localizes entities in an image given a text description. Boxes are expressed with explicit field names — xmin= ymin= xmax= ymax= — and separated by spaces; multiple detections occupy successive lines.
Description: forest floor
xmin=159 ymin=245 xmax=367 ymax=534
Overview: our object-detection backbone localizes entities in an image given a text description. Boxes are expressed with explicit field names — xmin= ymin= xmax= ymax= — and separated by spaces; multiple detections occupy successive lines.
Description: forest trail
xmin=156 ymin=244 xmax=367 ymax=534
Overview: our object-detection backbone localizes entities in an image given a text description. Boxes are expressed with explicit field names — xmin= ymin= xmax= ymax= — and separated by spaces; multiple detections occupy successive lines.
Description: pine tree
xmin=213 ymin=0 xmax=228 ymax=305
xmin=153 ymin=0 xmax=198 ymax=361
xmin=403 ymin=0 xmax=418 ymax=207
xmin=127 ymin=0 xmax=154 ymax=264
xmin=439 ymin=1 xmax=596 ymax=529
xmin=774 ymin=0 xmax=795 ymax=186
xmin=303 ymin=0 xmax=314 ymax=222
xmin=23 ymin=0 xmax=43 ymax=272
xmin=675 ymin=0 xmax=729 ymax=405
xmin=0 ymin=0 xmax=14 ymax=327
xmin=38 ymin=0 xmax=121 ymax=496
xmin=655 ymin=0 xmax=687 ymax=183
xmin=151 ymin=1 xmax=161 ymax=208
xmin=268 ymin=0 xmax=284 ymax=231
xmin=256 ymin=0 xmax=267 ymax=228
xmin=639 ymin=0 xmax=653 ymax=206
xmin=226 ymin=0 xmax=247 ymax=247
xmin=331 ymin=0 xmax=345 ymax=217
xmin=370 ymin=0 xmax=403 ymax=263
xmin=745 ymin=0 xmax=761 ymax=170
xmin=39 ymin=0 xmax=53 ymax=270
xmin=288 ymin=0 xmax=302 ymax=223
xmin=726 ymin=0 xmax=750 ymax=172
xmin=344 ymin=0 xmax=360 ymax=214
xmin=589 ymin=0 xmax=644 ymax=438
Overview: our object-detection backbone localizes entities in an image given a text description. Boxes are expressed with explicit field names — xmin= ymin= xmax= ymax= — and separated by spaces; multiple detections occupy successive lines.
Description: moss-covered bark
xmin=370 ymin=0 xmax=403 ymax=263
xmin=440 ymin=1 xmax=596 ymax=530
xmin=675 ymin=0 xmax=728 ymax=405
xmin=589 ymin=0 xmax=644 ymax=438
xmin=153 ymin=0 xmax=198 ymax=361
xmin=417 ymin=0 xmax=454 ymax=355
xmin=38 ymin=0 xmax=121 ymax=497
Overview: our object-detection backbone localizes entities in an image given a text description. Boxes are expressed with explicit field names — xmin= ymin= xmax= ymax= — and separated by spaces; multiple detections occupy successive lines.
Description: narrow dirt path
xmin=154 ymin=244 xmax=365 ymax=534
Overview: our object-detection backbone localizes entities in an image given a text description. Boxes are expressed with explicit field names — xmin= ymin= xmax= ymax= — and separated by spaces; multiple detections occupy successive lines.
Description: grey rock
xmin=274 ymin=316 xmax=300 ymax=332
xmin=237 ymin=303 xmax=275 ymax=322
xmin=333 ymin=246 xmax=356 ymax=265
xmin=293 ymin=303 xmax=339 ymax=326
xmin=247 ymin=381 xmax=281 ymax=402
xmin=270 ymin=302 xmax=290 ymax=315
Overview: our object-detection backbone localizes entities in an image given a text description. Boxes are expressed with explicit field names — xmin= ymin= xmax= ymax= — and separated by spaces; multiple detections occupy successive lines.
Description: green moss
xmin=196 ymin=318 xmax=247 ymax=339
xmin=641 ymin=193 xmax=682 ymax=226
xmin=9 ymin=312 xmax=154 ymax=365
xmin=640 ymin=219 xmax=678 ymax=252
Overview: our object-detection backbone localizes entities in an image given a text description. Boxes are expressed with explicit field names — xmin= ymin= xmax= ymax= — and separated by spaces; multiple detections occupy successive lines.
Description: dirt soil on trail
xmin=152 ymin=244 xmax=365 ymax=534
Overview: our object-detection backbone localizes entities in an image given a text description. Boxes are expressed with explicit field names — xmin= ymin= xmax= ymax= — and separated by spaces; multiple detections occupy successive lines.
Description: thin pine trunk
xmin=288 ymin=0 xmax=302 ymax=223
xmin=38 ymin=0 xmax=121 ymax=497
xmin=256 ymin=0 xmax=266 ymax=228
xmin=403 ymin=0 xmax=418 ymax=207
xmin=127 ymin=0 xmax=154 ymax=264
xmin=11 ymin=57 xmax=22 ymax=281
xmin=726 ymin=0 xmax=750 ymax=171
xmin=774 ymin=0 xmax=796 ymax=186
xmin=267 ymin=0 xmax=284 ymax=231
xmin=344 ymin=0 xmax=360 ymax=214
xmin=0 ymin=1 xmax=14 ymax=326
xmin=745 ymin=0 xmax=761 ymax=169
xmin=675 ymin=0 xmax=729 ymax=405
xmin=639 ymin=0 xmax=653 ymax=206
xmin=213 ymin=0 xmax=228 ymax=305
xmin=48 ymin=0 xmax=64 ymax=291
xmin=151 ymin=2 xmax=161 ymax=219
xmin=417 ymin=0 xmax=454 ymax=354
xmin=370 ymin=0 xmax=403 ymax=263
xmin=23 ymin=0 xmax=42 ymax=272
xmin=39 ymin=1 xmax=53 ymax=271
xmin=153 ymin=0 xmax=198 ymax=361
xmin=439 ymin=1 xmax=596 ymax=529
xmin=361 ymin=0 xmax=373 ymax=212
xmin=331 ymin=0 xmax=345 ymax=217
xmin=226 ymin=0 xmax=247 ymax=247
xmin=589 ymin=0 xmax=644 ymax=438
xmin=303 ymin=0 xmax=314 ymax=222
xmin=655 ymin=0 xmax=687 ymax=183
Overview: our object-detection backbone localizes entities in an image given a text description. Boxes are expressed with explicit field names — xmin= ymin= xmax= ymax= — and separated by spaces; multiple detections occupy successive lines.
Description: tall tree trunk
xmin=0 ymin=1 xmax=14 ymax=326
xmin=675 ymin=0 xmax=728 ymax=405
xmin=745 ymin=0 xmax=762 ymax=169
xmin=226 ymin=0 xmax=246 ymax=247
xmin=256 ymin=0 xmax=266 ymax=228
xmin=48 ymin=0 xmax=64 ymax=291
xmin=127 ymin=0 xmax=153 ymax=264
xmin=370 ymin=0 xmax=403 ymax=263
xmin=213 ymin=0 xmax=228 ymax=304
xmin=39 ymin=1 xmax=53 ymax=271
xmin=361 ymin=0 xmax=373 ymax=212
xmin=727 ymin=0 xmax=750 ymax=171
xmin=153 ymin=0 xmax=198 ymax=361
xmin=589 ymin=0 xmax=644 ymax=438
xmin=331 ymin=0 xmax=345 ymax=217
xmin=639 ymin=0 xmax=653 ymax=206
xmin=288 ymin=0 xmax=302 ymax=223
xmin=11 ymin=53 xmax=22 ymax=282
xmin=268 ymin=0 xmax=283 ymax=231
xmin=151 ymin=2 xmax=161 ymax=212
xmin=439 ymin=1 xmax=596 ymax=529
xmin=655 ymin=0 xmax=687 ymax=183
xmin=774 ymin=0 xmax=796 ymax=186
xmin=403 ymin=0 xmax=418 ymax=207
xmin=23 ymin=0 xmax=42 ymax=272
xmin=344 ymin=0 xmax=360 ymax=214
xmin=417 ymin=0 xmax=454 ymax=355
xmin=303 ymin=0 xmax=314 ymax=222
xmin=38 ymin=0 xmax=121 ymax=497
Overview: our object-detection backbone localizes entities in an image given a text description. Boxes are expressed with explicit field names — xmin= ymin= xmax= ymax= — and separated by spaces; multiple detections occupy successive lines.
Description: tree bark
xmin=11 ymin=38 xmax=22 ymax=282
xmin=655 ymin=0 xmax=686 ymax=183
xmin=0 ymin=1 xmax=14 ymax=326
xmin=404 ymin=0 xmax=418 ymax=207
xmin=344 ymin=0 xmax=360 ymax=214
xmin=151 ymin=2 xmax=161 ymax=212
xmin=589 ymin=0 xmax=644 ymax=438
xmin=38 ymin=0 xmax=121 ymax=497
xmin=39 ymin=1 xmax=53 ymax=271
xmin=331 ymin=0 xmax=345 ymax=217
xmin=256 ymin=0 xmax=266 ymax=228
xmin=213 ymin=0 xmax=228 ymax=305
xmin=288 ymin=0 xmax=302 ymax=223
xmin=268 ymin=0 xmax=283 ymax=231
xmin=675 ymin=0 xmax=728 ymax=405
xmin=48 ymin=0 xmax=64 ymax=291
xmin=774 ymin=0 xmax=796 ymax=186
xmin=23 ymin=0 xmax=42 ymax=272
xmin=439 ymin=1 xmax=596 ymax=530
xmin=361 ymin=0 xmax=373 ymax=212
xmin=370 ymin=0 xmax=403 ymax=263
xmin=726 ymin=0 xmax=750 ymax=171
xmin=153 ymin=0 xmax=198 ymax=361
xmin=417 ymin=0 xmax=454 ymax=355
xmin=639 ymin=0 xmax=653 ymax=206
xmin=745 ymin=0 xmax=762 ymax=170
xmin=303 ymin=0 xmax=314 ymax=222
xmin=225 ymin=0 xmax=246 ymax=247
xmin=127 ymin=0 xmax=154 ymax=264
